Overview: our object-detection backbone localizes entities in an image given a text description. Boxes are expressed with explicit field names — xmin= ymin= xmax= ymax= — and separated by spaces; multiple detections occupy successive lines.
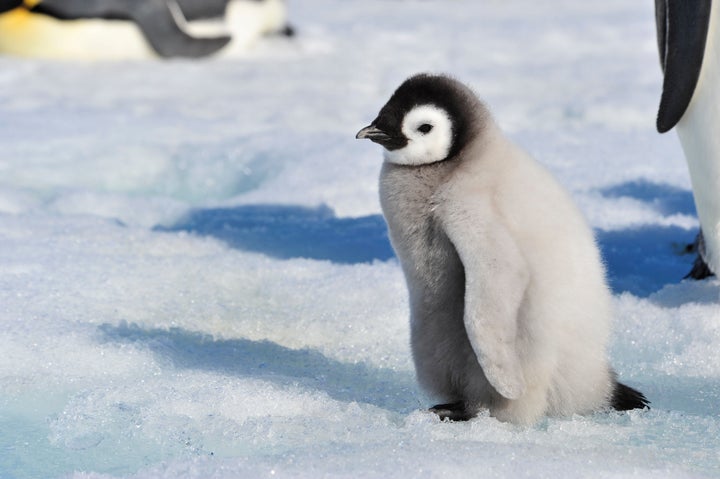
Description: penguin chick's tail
xmin=611 ymin=382 xmax=650 ymax=411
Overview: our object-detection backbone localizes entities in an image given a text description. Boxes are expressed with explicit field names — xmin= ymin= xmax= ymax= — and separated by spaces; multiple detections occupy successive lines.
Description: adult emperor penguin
xmin=655 ymin=0 xmax=719 ymax=279
xmin=0 ymin=0 xmax=291 ymax=60
xmin=356 ymin=74 xmax=648 ymax=424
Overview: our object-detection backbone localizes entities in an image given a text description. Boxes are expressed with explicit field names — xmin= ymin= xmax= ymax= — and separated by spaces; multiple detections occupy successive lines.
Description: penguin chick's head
xmin=356 ymin=73 xmax=485 ymax=166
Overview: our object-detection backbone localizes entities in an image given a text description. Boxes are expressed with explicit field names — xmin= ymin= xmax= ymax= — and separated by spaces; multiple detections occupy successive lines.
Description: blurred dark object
xmin=31 ymin=0 xmax=230 ymax=58
xmin=0 ymin=0 xmax=22 ymax=14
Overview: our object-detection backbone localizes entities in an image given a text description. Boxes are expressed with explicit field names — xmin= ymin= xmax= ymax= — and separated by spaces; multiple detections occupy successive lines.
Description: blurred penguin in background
xmin=655 ymin=0 xmax=719 ymax=279
xmin=0 ymin=0 xmax=293 ymax=60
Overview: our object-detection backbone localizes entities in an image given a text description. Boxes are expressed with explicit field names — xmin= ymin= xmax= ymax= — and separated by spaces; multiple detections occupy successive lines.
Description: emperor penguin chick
xmin=356 ymin=74 xmax=648 ymax=424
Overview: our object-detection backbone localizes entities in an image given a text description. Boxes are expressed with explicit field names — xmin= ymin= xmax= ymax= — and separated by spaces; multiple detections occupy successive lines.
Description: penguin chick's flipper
xmin=429 ymin=402 xmax=476 ymax=422
xmin=655 ymin=0 xmax=712 ymax=133
xmin=684 ymin=231 xmax=716 ymax=280
xmin=611 ymin=382 xmax=650 ymax=411
xmin=32 ymin=0 xmax=231 ymax=58
xmin=441 ymin=201 xmax=529 ymax=401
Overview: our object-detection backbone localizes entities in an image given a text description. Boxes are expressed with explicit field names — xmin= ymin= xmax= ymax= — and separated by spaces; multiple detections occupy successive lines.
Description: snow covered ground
xmin=1 ymin=0 xmax=720 ymax=477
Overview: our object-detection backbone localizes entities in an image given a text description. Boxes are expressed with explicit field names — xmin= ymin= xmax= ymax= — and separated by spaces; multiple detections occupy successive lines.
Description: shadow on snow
xmin=598 ymin=179 xmax=697 ymax=217
xmin=98 ymin=323 xmax=420 ymax=415
xmin=157 ymin=179 xmax=702 ymax=297
xmin=597 ymin=226 xmax=697 ymax=297
xmin=157 ymin=204 xmax=394 ymax=264
xmin=596 ymin=179 xmax=699 ymax=297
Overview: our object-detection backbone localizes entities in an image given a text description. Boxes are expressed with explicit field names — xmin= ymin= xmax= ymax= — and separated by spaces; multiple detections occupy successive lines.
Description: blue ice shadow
xmin=596 ymin=226 xmax=697 ymax=297
xmin=599 ymin=179 xmax=697 ymax=217
xmin=641 ymin=374 xmax=720 ymax=417
xmin=98 ymin=323 xmax=419 ymax=414
xmin=157 ymin=204 xmax=395 ymax=264
xmin=157 ymin=180 xmax=700 ymax=297
xmin=594 ymin=179 xmax=699 ymax=297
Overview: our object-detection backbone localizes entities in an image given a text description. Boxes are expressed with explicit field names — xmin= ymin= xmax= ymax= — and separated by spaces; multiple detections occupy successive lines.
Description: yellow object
xmin=0 ymin=5 xmax=155 ymax=60
xmin=0 ymin=0 xmax=289 ymax=60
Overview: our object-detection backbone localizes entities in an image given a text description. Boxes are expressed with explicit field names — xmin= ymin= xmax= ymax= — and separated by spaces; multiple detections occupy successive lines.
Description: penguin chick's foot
xmin=611 ymin=382 xmax=650 ymax=411
xmin=429 ymin=401 xmax=476 ymax=421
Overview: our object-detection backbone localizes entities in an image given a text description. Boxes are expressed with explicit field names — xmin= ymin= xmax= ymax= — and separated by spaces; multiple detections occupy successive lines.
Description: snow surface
xmin=1 ymin=0 xmax=720 ymax=477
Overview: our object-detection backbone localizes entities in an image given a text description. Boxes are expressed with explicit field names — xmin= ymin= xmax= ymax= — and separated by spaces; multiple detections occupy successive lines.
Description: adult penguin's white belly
xmin=656 ymin=0 xmax=720 ymax=277
xmin=675 ymin=1 xmax=720 ymax=274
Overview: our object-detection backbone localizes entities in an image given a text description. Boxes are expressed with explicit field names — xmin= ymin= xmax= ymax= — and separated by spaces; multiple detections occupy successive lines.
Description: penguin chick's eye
xmin=383 ymin=104 xmax=452 ymax=166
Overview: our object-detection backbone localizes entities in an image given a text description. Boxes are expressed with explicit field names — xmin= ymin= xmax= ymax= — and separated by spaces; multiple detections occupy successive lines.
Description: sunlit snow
xmin=1 ymin=1 xmax=719 ymax=478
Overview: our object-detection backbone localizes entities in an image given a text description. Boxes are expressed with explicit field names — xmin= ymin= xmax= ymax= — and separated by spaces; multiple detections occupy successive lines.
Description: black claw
xmin=684 ymin=232 xmax=715 ymax=280
xmin=429 ymin=401 xmax=476 ymax=421
xmin=685 ymin=255 xmax=715 ymax=280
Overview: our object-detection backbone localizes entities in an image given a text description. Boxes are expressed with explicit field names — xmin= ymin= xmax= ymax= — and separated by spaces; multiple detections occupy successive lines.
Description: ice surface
xmin=1 ymin=0 xmax=720 ymax=478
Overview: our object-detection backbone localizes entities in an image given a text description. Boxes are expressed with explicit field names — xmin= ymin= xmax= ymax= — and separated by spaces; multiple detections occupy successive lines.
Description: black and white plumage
xmin=655 ymin=0 xmax=719 ymax=279
xmin=357 ymin=74 xmax=648 ymax=424
xmin=0 ymin=0 xmax=291 ymax=60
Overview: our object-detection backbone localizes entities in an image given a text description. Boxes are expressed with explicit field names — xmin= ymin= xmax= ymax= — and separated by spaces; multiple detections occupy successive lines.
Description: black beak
xmin=356 ymin=124 xmax=391 ymax=141
xmin=355 ymin=124 xmax=407 ymax=150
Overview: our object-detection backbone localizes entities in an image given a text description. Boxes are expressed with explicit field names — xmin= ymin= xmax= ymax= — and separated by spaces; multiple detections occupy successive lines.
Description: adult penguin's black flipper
xmin=175 ymin=0 xmax=229 ymax=20
xmin=655 ymin=0 xmax=713 ymax=133
xmin=130 ymin=0 xmax=230 ymax=58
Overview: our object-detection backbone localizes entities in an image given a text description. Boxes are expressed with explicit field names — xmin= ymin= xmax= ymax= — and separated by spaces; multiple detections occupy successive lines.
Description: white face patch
xmin=384 ymin=105 xmax=453 ymax=166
